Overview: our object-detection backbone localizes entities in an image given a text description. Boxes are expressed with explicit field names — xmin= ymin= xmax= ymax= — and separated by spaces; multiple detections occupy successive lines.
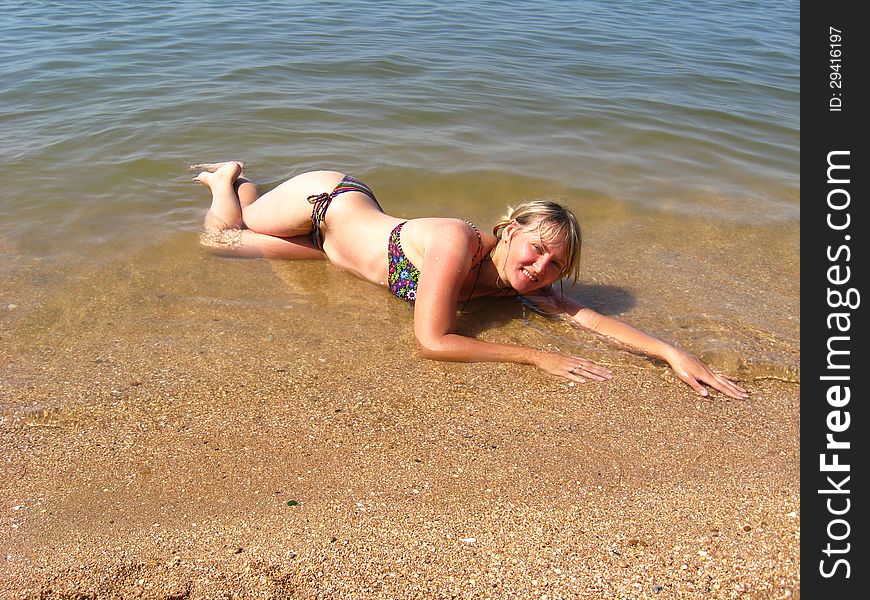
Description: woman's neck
xmin=473 ymin=242 xmax=512 ymax=297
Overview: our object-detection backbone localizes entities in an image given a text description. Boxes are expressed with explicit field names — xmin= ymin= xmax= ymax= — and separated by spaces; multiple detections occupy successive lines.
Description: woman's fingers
xmin=548 ymin=351 xmax=751 ymax=400
xmin=566 ymin=357 xmax=612 ymax=382
xmin=536 ymin=351 xmax=612 ymax=383
xmin=679 ymin=372 xmax=710 ymax=397
xmin=684 ymin=369 xmax=749 ymax=400
xmin=706 ymin=373 xmax=749 ymax=400
xmin=669 ymin=351 xmax=749 ymax=400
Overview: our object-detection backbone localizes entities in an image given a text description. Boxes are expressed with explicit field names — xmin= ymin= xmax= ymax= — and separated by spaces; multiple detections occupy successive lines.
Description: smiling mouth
xmin=521 ymin=268 xmax=538 ymax=283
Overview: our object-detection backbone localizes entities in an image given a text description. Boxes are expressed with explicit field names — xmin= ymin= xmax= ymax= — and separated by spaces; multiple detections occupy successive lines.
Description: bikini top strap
xmin=463 ymin=220 xmax=485 ymax=267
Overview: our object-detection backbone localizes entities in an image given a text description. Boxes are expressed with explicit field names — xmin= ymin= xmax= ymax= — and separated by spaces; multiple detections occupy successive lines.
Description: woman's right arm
xmin=523 ymin=289 xmax=748 ymax=399
xmin=410 ymin=223 xmax=611 ymax=383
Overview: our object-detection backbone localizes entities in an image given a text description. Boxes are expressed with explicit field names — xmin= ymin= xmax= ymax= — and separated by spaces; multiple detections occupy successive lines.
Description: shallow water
xmin=0 ymin=1 xmax=799 ymax=385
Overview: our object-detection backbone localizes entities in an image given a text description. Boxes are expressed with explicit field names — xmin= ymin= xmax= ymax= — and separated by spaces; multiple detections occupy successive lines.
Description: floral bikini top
xmin=387 ymin=221 xmax=484 ymax=303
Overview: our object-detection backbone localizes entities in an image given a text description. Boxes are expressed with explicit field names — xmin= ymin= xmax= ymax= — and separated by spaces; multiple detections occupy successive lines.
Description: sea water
xmin=0 ymin=0 xmax=799 ymax=383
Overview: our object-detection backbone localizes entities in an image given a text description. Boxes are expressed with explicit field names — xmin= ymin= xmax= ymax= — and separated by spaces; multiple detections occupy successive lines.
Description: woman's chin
xmin=512 ymin=274 xmax=540 ymax=294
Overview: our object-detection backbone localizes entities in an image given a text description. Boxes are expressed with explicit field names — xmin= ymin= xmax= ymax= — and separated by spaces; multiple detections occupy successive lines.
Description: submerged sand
xmin=1 ymin=241 xmax=799 ymax=598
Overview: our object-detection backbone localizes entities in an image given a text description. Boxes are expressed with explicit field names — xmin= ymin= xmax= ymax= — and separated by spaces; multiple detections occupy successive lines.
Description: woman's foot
xmin=197 ymin=161 xmax=246 ymax=232
xmin=192 ymin=161 xmax=243 ymax=187
xmin=190 ymin=161 xmax=245 ymax=175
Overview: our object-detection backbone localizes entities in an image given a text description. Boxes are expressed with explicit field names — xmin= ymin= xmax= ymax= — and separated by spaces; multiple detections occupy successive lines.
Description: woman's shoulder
xmin=403 ymin=217 xmax=477 ymax=238
xmin=402 ymin=217 xmax=492 ymax=256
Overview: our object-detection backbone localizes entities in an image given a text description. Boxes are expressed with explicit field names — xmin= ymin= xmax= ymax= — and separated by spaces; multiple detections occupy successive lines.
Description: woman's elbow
xmin=414 ymin=334 xmax=449 ymax=359
xmin=415 ymin=346 xmax=437 ymax=360
xmin=574 ymin=307 xmax=603 ymax=331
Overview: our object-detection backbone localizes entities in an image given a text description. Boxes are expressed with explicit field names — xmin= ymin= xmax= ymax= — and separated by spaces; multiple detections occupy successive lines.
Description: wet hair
xmin=492 ymin=199 xmax=582 ymax=282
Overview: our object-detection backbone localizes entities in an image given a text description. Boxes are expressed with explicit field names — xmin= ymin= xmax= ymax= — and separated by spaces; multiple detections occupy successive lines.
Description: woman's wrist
xmin=658 ymin=343 xmax=684 ymax=364
xmin=527 ymin=348 xmax=546 ymax=366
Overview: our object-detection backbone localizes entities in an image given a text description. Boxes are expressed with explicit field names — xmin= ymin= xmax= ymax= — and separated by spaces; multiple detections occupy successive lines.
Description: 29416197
xmin=829 ymin=27 xmax=843 ymax=112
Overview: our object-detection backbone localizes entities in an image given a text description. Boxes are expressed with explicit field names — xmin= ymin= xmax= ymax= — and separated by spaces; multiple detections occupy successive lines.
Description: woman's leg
xmin=191 ymin=161 xmax=259 ymax=212
xmin=195 ymin=161 xmax=246 ymax=233
xmin=200 ymin=228 xmax=326 ymax=259
xmin=240 ymin=170 xmax=346 ymax=238
xmin=194 ymin=162 xmax=325 ymax=260
xmin=193 ymin=163 xmax=343 ymax=238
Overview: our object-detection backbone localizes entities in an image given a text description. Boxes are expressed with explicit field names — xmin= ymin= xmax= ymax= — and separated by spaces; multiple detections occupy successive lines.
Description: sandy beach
xmin=1 ymin=243 xmax=799 ymax=599
xmin=1 ymin=1 xmax=802 ymax=596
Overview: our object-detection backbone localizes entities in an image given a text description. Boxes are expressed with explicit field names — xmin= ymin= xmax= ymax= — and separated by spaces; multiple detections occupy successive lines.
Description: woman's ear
xmin=503 ymin=220 xmax=520 ymax=240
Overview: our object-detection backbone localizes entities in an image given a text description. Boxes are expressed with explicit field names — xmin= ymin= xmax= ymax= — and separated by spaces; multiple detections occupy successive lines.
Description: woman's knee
xmin=235 ymin=179 xmax=259 ymax=208
xmin=200 ymin=228 xmax=243 ymax=252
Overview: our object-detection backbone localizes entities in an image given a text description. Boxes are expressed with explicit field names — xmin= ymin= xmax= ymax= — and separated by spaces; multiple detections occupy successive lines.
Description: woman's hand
xmin=664 ymin=348 xmax=748 ymax=400
xmin=533 ymin=350 xmax=613 ymax=383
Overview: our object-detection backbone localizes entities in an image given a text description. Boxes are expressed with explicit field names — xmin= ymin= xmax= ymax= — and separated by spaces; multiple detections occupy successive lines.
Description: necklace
xmin=459 ymin=246 xmax=517 ymax=315
xmin=459 ymin=254 xmax=486 ymax=314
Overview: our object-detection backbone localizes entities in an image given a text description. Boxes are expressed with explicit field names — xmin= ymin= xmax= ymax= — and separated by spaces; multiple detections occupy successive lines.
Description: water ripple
xmin=1 ymin=0 xmax=798 ymax=243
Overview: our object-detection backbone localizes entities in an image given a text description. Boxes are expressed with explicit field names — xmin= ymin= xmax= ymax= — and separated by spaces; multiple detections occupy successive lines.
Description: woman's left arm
xmin=528 ymin=290 xmax=748 ymax=399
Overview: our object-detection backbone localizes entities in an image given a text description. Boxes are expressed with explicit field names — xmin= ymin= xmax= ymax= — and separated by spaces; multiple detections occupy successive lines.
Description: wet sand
xmin=1 ymin=241 xmax=799 ymax=598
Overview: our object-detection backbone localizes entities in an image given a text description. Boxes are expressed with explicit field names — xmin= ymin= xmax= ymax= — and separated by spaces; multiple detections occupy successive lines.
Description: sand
xmin=0 ymin=245 xmax=800 ymax=599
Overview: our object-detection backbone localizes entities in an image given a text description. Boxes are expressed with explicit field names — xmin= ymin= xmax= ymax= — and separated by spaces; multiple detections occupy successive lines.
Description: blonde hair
xmin=492 ymin=199 xmax=582 ymax=282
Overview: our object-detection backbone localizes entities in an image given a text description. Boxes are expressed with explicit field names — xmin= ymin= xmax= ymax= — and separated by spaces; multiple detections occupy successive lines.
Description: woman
xmin=194 ymin=161 xmax=747 ymax=399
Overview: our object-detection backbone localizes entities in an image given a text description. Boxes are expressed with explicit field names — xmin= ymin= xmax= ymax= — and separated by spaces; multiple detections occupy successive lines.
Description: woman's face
xmin=501 ymin=222 xmax=568 ymax=294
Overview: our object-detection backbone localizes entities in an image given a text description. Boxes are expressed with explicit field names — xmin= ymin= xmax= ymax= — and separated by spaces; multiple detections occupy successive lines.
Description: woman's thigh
xmin=242 ymin=170 xmax=345 ymax=237
xmin=201 ymin=229 xmax=325 ymax=260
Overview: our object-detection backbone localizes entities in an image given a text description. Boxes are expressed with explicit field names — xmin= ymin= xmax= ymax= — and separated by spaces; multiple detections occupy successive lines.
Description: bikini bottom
xmin=307 ymin=174 xmax=382 ymax=250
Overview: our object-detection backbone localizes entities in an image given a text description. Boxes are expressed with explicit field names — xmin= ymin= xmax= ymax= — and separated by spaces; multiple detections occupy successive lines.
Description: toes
xmin=189 ymin=161 xmax=245 ymax=173
xmin=189 ymin=163 xmax=222 ymax=172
